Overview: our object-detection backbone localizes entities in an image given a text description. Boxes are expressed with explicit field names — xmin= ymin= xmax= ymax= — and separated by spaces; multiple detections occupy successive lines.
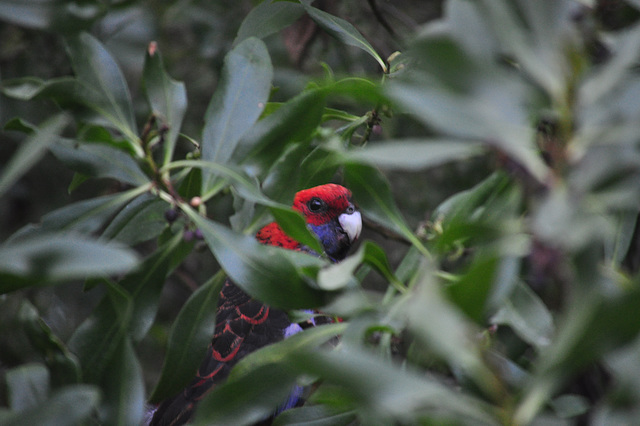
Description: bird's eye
xmin=346 ymin=204 xmax=355 ymax=214
xmin=308 ymin=197 xmax=326 ymax=212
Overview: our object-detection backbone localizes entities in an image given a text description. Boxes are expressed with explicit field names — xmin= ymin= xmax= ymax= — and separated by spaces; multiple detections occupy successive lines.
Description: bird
xmin=149 ymin=183 xmax=361 ymax=425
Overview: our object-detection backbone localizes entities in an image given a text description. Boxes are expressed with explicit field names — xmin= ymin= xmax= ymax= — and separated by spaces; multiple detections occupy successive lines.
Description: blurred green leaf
xmin=6 ymin=363 xmax=50 ymax=411
xmin=273 ymin=405 xmax=356 ymax=426
xmin=0 ymin=0 xmax=101 ymax=33
xmin=475 ymin=0 xmax=570 ymax=98
xmin=195 ymin=323 xmax=346 ymax=425
xmin=491 ymin=281 xmax=554 ymax=348
xmin=445 ymin=255 xmax=497 ymax=323
xmin=0 ymin=114 xmax=68 ymax=199
xmin=318 ymin=241 xmax=402 ymax=292
xmin=386 ymin=32 xmax=549 ymax=182
xmin=0 ymin=77 xmax=76 ymax=101
xmin=0 ymin=385 xmax=100 ymax=426
xmin=18 ymin=302 xmax=81 ymax=388
xmin=346 ymin=139 xmax=484 ymax=171
xmin=201 ymin=37 xmax=273 ymax=196
xmin=142 ymin=43 xmax=187 ymax=165
xmin=0 ymin=234 xmax=139 ymax=293
xmin=406 ymin=259 xmax=496 ymax=392
xmin=235 ymin=1 xmax=305 ymax=45
xmin=65 ymin=32 xmax=139 ymax=152
xmin=516 ymin=284 xmax=640 ymax=423
xmin=302 ymin=4 xmax=387 ymax=72
xmin=194 ymin=362 xmax=298 ymax=426
xmin=289 ymin=347 xmax=495 ymax=424
xmin=150 ymin=273 xmax=224 ymax=402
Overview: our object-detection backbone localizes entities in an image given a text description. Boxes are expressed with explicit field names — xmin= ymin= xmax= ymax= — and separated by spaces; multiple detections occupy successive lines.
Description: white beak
xmin=339 ymin=210 xmax=362 ymax=243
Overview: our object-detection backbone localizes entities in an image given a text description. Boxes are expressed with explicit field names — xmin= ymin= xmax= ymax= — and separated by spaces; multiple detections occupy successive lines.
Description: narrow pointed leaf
xmin=65 ymin=33 xmax=139 ymax=149
xmin=100 ymin=337 xmax=145 ymax=426
xmin=0 ymin=234 xmax=139 ymax=293
xmin=0 ymin=385 xmax=100 ymax=426
xmin=0 ymin=114 xmax=68 ymax=198
xmin=303 ymin=4 xmax=386 ymax=72
xmin=142 ymin=42 xmax=187 ymax=165
xmin=201 ymin=37 xmax=273 ymax=194
xmin=6 ymin=363 xmax=50 ymax=411
xmin=346 ymin=139 xmax=484 ymax=171
xmin=235 ymin=1 xmax=305 ymax=44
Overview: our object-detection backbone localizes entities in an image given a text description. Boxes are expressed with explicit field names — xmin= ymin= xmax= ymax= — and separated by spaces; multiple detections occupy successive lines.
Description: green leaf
xmin=102 ymin=193 xmax=170 ymax=245
xmin=234 ymin=89 xmax=327 ymax=172
xmin=0 ymin=234 xmax=139 ymax=293
xmin=0 ymin=385 xmax=100 ymax=426
xmin=68 ymin=281 xmax=133 ymax=384
xmin=142 ymin=42 xmax=188 ymax=165
xmin=270 ymin=207 xmax=324 ymax=254
xmin=407 ymin=260 xmax=496 ymax=392
xmin=0 ymin=114 xmax=68 ymax=199
xmin=235 ymin=1 xmax=305 ymax=45
xmin=37 ymin=187 xmax=148 ymax=235
xmin=0 ymin=77 xmax=76 ymax=101
xmin=50 ymin=138 xmax=149 ymax=187
xmin=184 ymin=206 xmax=327 ymax=309
xmin=386 ymin=33 xmax=549 ymax=182
xmin=122 ymin=231 xmax=194 ymax=341
xmin=273 ymin=405 xmax=356 ymax=426
xmin=230 ymin=322 xmax=347 ymax=380
xmin=317 ymin=241 xmax=403 ymax=292
xmin=445 ymin=255 xmax=498 ymax=323
xmin=343 ymin=162 xmax=428 ymax=256
xmin=194 ymin=363 xmax=298 ymax=426
xmin=346 ymin=139 xmax=485 ymax=171
xmin=196 ymin=324 xmax=346 ymax=426
xmin=150 ymin=273 xmax=225 ymax=402
xmin=289 ymin=348 xmax=495 ymax=424
xmin=0 ymin=0 xmax=100 ymax=33
xmin=516 ymin=285 xmax=640 ymax=424
xmin=491 ymin=281 xmax=554 ymax=349
xmin=99 ymin=337 xmax=145 ymax=426
xmin=65 ymin=33 xmax=139 ymax=152
xmin=6 ymin=363 xmax=50 ymax=411
xmin=201 ymin=37 xmax=273 ymax=196
xmin=475 ymin=0 xmax=568 ymax=98
xmin=302 ymin=4 xmax=387 ymax=72
xmin=18 ymin=302 xmax=82 ymax=388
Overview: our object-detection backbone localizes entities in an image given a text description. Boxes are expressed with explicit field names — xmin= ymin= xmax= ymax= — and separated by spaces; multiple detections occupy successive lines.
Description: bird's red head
xmin=257 ymin=184 xmax=361 ymax=261
xmin=292 ymin=183 xmax=354 ymax=226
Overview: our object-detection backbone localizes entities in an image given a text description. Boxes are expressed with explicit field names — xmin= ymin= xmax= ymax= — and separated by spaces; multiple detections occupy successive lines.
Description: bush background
xmin=2 ymin=0 xmax=640 ymax=425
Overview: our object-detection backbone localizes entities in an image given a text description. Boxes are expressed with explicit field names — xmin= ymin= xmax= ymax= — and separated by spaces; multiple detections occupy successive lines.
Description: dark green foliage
xmin=2 ymin=0 xmax=640 ymax=425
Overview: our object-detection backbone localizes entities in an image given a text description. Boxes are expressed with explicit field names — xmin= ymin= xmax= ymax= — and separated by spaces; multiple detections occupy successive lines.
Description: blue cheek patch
xmin=284 ymin=322 xmax=303 ymax=338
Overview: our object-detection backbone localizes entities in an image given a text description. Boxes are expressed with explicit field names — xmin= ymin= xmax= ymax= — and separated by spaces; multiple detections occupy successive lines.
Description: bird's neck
xmin=255 ymin=222 xmax=301 ymax=250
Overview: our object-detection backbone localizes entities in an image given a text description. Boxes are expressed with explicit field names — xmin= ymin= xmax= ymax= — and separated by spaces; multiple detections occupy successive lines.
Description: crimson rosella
xmin=149 ymin=184 xmax=361 ymax=425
